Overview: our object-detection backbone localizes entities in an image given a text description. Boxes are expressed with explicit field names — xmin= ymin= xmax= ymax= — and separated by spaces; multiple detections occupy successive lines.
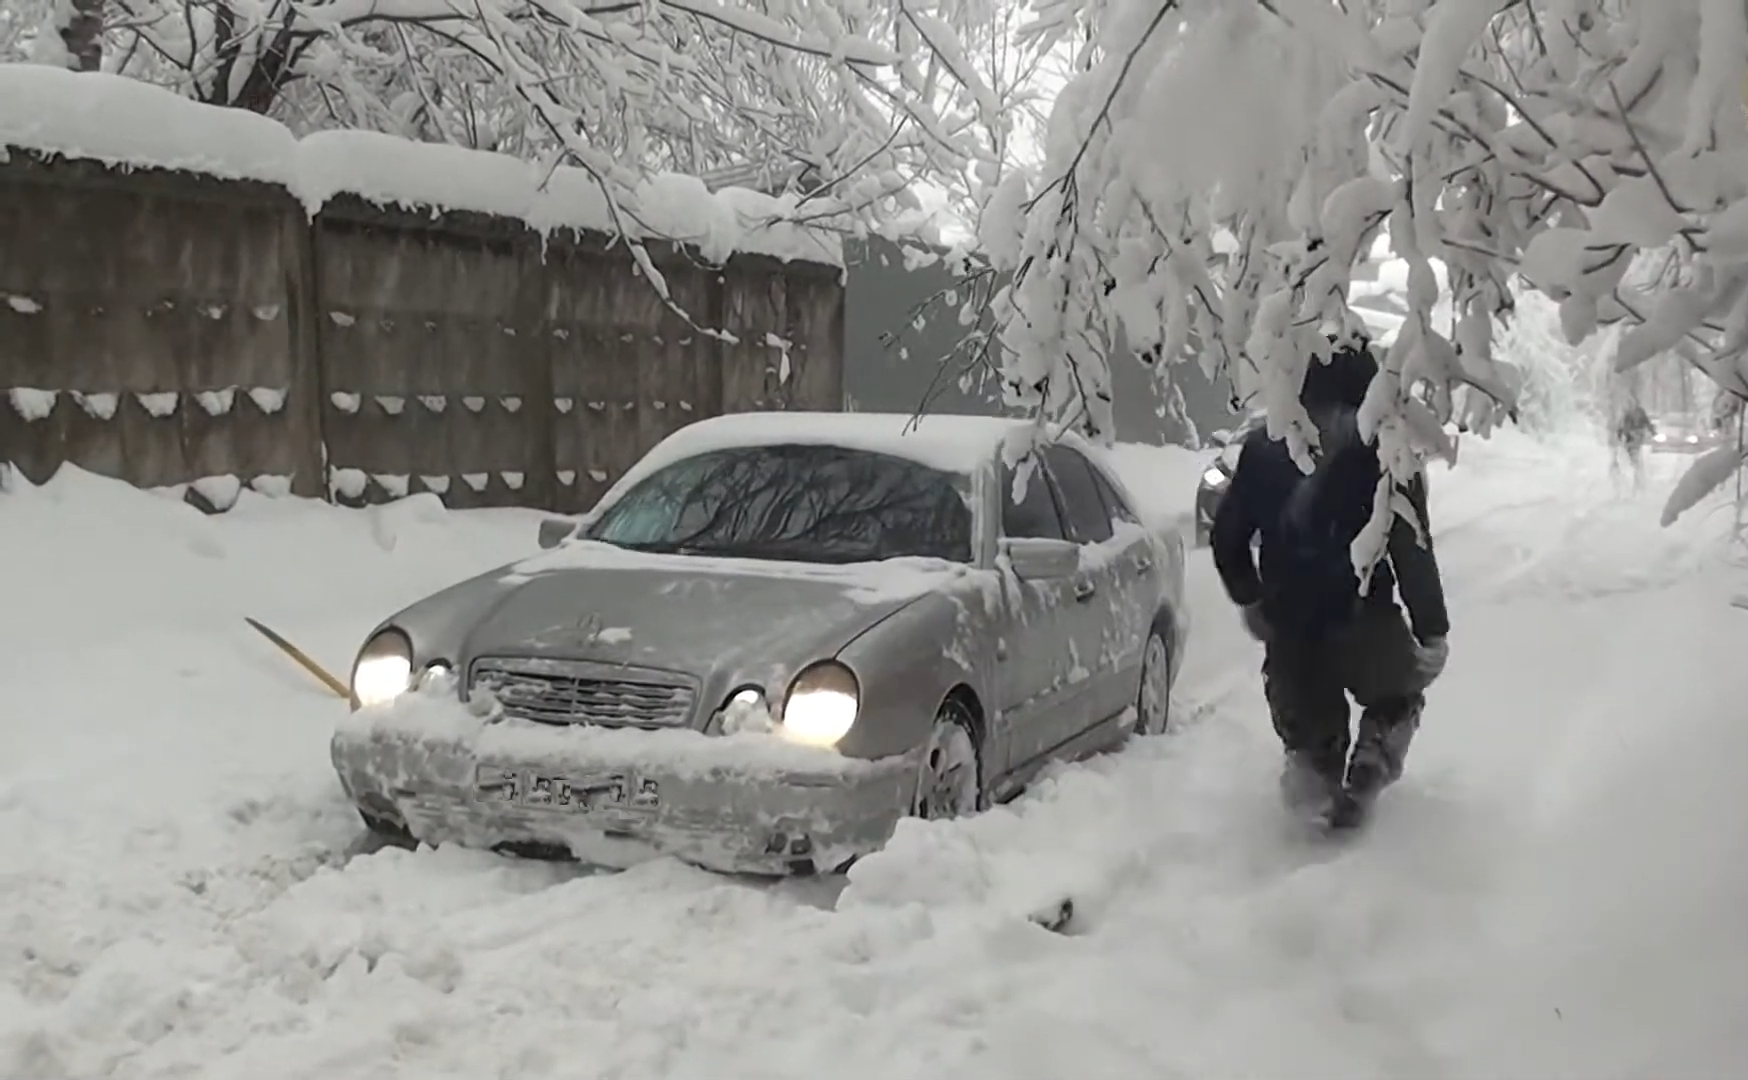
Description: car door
xmin=992 ymin=454 xmax=1085 ymax=773
xmin=1084 ymin=455 xmax=1164 ymax=703
xmin=1038 ymin=444 xmax=1137 ymax=730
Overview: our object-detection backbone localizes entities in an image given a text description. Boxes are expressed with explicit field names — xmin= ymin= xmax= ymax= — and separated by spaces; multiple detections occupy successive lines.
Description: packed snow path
xmin=3 ymin=434 xmax=1744 ymax=1079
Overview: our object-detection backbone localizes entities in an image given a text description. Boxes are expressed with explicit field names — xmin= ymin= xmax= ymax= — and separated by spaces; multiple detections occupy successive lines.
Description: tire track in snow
xmin=843 ymin=449 xmax=1651 ymax=1073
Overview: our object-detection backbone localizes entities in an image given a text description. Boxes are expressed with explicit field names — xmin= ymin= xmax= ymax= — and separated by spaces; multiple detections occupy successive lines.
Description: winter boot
xmin=1345 ymin=696 xmax=1424 ymax=801
xmin=1279 ymin=747 xmax=1345 ymax=819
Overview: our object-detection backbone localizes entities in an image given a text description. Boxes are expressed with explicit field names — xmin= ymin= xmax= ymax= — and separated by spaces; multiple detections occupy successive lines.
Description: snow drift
xmin=0 ymin=435 xmax=1743 ymax=1079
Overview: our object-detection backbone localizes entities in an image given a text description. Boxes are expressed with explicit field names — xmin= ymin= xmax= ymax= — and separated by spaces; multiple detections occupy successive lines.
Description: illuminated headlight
xmin=780 ymin=662 xmax=859 ymax=748
xmin=1653 ymin=433 xmax=1668 ymax=443
xmin=1686 ymin=434 xmax=1700 ymax=444
xmin=1201 ymin=467 xmax=1228 ymax=488
xmin=351 ymin=629 xmax=413 ymax=708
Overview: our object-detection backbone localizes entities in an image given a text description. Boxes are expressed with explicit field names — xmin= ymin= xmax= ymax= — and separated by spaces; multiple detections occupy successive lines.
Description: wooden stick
xmin=244 ymin=616 xmax=351 ymax=699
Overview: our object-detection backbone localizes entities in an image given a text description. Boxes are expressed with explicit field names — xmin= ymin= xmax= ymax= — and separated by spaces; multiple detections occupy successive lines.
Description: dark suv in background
xmin=1193 ymin=412 xmax=1263 ymax=546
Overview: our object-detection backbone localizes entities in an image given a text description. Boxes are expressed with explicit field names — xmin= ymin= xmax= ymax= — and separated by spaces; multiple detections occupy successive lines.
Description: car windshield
xmin=586 ymin=442 xmax=975 ymax=564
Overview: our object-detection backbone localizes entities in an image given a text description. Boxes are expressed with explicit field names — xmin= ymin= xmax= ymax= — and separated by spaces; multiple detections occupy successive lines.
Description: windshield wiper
xmin=643 ymin=538 xmax=824 ymax=561
xmin=602 ymin=539 xmax=690 ymax=554
xmin=605 ymin=537 xmax=887 ymax=563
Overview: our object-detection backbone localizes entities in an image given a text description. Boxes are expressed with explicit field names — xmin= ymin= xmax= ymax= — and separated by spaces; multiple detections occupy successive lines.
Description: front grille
xmin=469 ymin=657 xmax=697 ymax=729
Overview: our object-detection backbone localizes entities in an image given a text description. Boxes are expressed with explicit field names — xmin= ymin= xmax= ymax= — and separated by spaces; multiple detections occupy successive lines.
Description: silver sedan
xmin=331 ymin=412 xmax=1189 ymax=875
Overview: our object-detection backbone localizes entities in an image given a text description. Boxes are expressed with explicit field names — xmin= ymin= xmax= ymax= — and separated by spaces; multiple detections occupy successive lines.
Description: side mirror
xmin=537 ymin=517 xmax=577 ymax=549
xmin=1000 ymin=536 xmax=1082 ymax=581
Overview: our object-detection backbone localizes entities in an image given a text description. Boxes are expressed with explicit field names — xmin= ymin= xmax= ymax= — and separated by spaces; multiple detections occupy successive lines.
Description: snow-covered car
xmin=1193 ymin=413 xmax=1263 ymax=546
xmin=331 ymin=412 xmax=1189 ymax=876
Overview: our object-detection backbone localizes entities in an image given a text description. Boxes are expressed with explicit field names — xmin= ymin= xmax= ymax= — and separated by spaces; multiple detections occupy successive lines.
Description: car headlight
xmin=780 ymin=662 xmax=859 ymax=748
xmin=351 ymin=629 xmax=413 ymax=708
xmin=1653 ymin=432 xmax=1668 ymax=442
xmin=1201 ymin=466 xmax=1228 ymax=488
xmin=1686 ymin=434 xmax=1700 ymax=444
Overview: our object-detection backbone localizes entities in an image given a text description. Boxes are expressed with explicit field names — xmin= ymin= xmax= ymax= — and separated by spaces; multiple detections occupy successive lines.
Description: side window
xmin=1000 ymin=456 xmax=1066 ymax=539
xmin=1088 ymin=462 xmax=1140 ymax=526
xmin=1041 ymin=445 xmax=1114 ymax=545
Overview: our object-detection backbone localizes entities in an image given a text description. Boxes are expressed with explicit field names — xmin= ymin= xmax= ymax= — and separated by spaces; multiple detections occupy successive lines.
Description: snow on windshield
xmin=586 ymin=443 xmax=976 ymax=565
xmin=582 ymin=411 xmax=1034 ymax=527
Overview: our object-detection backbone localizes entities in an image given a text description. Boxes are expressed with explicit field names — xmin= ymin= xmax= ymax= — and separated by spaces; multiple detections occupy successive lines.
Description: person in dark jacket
xmin=1614 ymin=401 xmax=1654 ymax=490
xmin=1211 ymin=344 xmax=1450 ymax=826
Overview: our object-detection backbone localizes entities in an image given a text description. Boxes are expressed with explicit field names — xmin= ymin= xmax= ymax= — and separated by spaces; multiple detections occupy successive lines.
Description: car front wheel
xmin=1134 ymin=628 xmax=1173 ymax=737
xmin=911 ymin=701 xmax=982 ymax=820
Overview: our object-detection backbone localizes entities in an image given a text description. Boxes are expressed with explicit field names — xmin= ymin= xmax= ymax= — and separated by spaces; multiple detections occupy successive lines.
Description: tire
xmin=911 ymin=699 xmax=983 ymax=821
xmin=1133 ymin=626 xmax=1173 ymax=737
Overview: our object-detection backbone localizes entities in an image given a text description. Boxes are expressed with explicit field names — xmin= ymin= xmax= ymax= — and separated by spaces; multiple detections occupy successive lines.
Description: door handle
xmin=1073 ymin=579 xmax=1097 ymax=602
xmin=1135 ymin=555 xmax=1153 ymax=574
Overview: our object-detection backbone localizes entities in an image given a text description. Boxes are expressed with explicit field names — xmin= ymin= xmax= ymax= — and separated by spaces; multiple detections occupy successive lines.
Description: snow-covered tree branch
xmin=21 ymin=0 xmax=1043 ymax=247
xmin=975 ymin=0 xmax=1748 ymax=575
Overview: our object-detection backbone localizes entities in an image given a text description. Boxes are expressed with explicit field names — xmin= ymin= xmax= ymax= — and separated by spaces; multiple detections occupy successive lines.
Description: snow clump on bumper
xmin=331 ymin=688 xmax=917 ymax=875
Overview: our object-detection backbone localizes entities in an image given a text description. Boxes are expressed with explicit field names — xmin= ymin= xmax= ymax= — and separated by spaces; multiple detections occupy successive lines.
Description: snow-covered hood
xmin=376 ymin=540 xmax=972 ymax=715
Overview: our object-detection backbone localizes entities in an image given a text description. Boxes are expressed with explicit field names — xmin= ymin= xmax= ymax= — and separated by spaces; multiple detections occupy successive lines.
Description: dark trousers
xmin=1262 ymin=602 xmax=1430 ymax=776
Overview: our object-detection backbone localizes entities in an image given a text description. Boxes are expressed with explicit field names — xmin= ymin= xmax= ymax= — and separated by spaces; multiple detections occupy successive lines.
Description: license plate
xmin=474 ymin=766 xmax=659 ymax=813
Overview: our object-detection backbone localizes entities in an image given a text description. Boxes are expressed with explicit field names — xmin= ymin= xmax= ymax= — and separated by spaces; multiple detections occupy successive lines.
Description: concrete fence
xmin=0 ymin=151 xmax=843 ymax=514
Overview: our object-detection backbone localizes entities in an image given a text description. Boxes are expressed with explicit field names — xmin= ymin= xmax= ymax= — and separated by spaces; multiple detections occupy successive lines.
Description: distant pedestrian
xmin=1613 ymin=402 xmax=1654 ymax=491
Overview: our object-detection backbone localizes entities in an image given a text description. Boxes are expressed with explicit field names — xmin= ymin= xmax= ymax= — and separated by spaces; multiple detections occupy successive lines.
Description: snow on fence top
xmin=0 ymin=65 xmax=841 ymax=268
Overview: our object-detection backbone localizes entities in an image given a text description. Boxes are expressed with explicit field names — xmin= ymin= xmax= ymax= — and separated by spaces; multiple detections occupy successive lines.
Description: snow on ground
xmin=2 ymin=433 xmax=1745 ymax=1079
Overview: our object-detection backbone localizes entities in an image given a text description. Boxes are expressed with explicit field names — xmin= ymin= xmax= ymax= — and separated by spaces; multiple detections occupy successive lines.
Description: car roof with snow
xmin=629 ymin=411 xmax=1035 ymax=480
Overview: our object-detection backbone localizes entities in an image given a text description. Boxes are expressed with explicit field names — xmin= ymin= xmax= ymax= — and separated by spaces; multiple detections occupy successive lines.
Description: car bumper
xmin=332 ymin=694 xmax=917 ymax=876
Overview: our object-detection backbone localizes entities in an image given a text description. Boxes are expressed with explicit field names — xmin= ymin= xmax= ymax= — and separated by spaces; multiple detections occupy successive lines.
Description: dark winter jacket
xmin=1616 ymin=404 xmax=1654 ymax=444
xmin=1210 ymin=347 xmax=1450 ymax=643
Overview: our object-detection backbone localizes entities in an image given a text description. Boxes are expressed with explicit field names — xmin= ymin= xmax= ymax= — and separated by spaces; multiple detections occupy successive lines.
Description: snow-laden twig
xmin=954 ymin=0 xmax=1748 ymax=572
xmin=87 ymin=0 xmax=1059 ymax=248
